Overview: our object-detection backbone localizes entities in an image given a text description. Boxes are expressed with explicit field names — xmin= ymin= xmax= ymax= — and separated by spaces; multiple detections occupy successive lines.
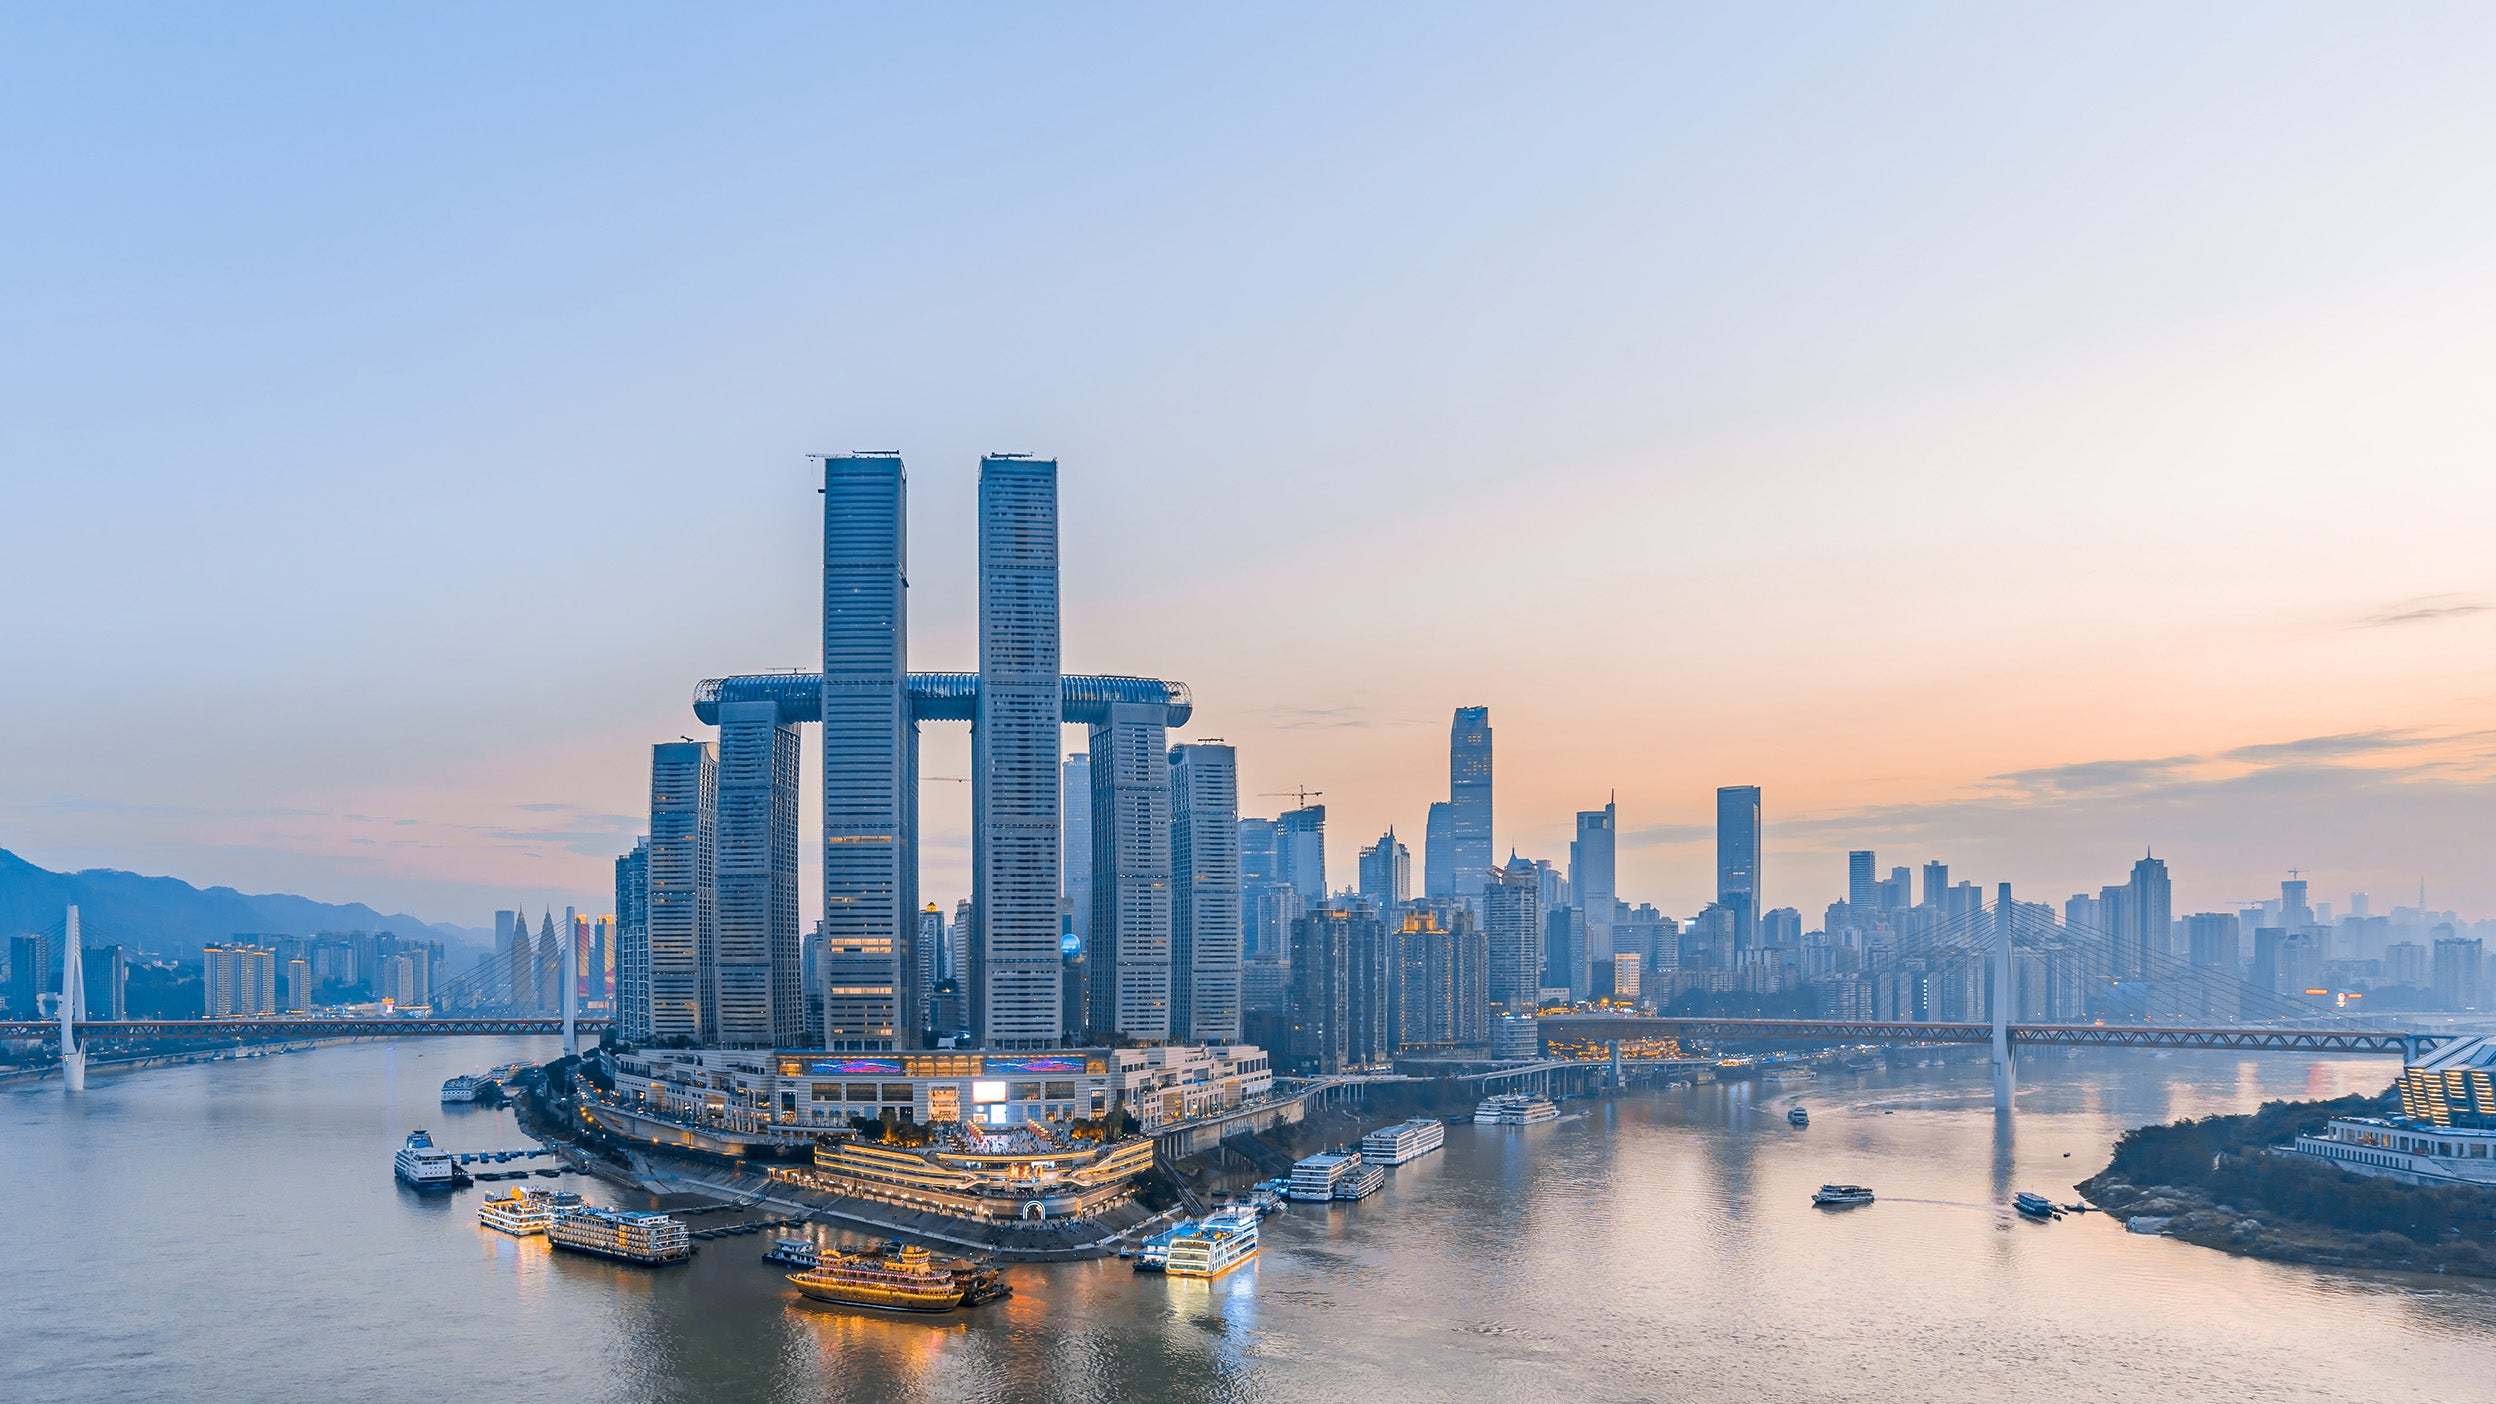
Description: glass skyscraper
xmin=820 ymin=454 xmax=911 ymax=1050
xmin=1715 ymin=785 xmax=1761 ymax=949
xmin=1169 ymin=742 xmax=1242 ymax=1042
xmin=1449 ymin=707 xmax=1493 ymax=897
xmin=974 ymin=455 xmax=1063 ymax=1049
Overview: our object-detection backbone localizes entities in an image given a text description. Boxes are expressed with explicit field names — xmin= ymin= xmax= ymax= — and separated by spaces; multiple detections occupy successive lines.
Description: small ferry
xmin=1787 ymin=1106 xmax=1810 ymax=1126
xmin=1287 ymin=1151 xmax=1367 ymax=1202
xmin=1812 ymin=1184 xmax=1875 ymax=1208
xmin=1361 ymin=1118 xmax=1447 ymax=1166
xmin=1164 ymin=1207 xmax=1259 ymax=1279
xmin=441 ymin=1074 xmax=490 ymax=1103
xmin=393 ymin=1130 xmax=460 ymax=1192
xmin=789 ymin=1242 xmax=966 ymax=1313
xmin=2013 ymin=1192 xmax=2061 ymax=1221
xmin=764 ymin=1237 xmax=820 ymax=1269
xmin=1474 ymin=1094 xmax=1561 ymax=1125
xmin=1134 ymin=1219 xmax=1195 ymax=1271
xmin=549 ymin=1206 xmax=692 ymax=1265
xmin=940 ymin=1254 xmax=1013 ymax=1306
xmin=477 ymin=1186 xmax=583 ymax=1235
xmin=1331 ymin=1163 xmax=1386 ymax=1201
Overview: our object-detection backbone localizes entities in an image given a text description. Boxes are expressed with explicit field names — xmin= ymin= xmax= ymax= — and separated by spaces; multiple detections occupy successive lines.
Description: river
xmin=3 ymin=1040 xmax=2489 ymax=1403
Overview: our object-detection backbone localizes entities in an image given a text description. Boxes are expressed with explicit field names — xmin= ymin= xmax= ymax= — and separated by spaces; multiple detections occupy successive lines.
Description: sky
xmin=3 ymin=6 xmax=2494 ymax=932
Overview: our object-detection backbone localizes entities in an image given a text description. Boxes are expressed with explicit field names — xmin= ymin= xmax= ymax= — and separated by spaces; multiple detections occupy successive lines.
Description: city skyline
xmin=6 ymin=11 xmax=2496 ymax=926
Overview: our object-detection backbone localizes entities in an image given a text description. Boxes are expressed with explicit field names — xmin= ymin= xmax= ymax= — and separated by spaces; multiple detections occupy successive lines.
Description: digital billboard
xmin=982 ymin=1055 xmax=1088 ymax=1076
xmin=788 ymin=1057 xmax=904 ymax=1077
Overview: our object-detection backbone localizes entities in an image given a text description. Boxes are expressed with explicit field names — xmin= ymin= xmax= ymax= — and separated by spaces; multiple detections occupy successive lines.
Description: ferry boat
xmin=939 ymin=1254 xmax=1013 ymax=1306
xmin=1812 ymin=1184 xmax=1875 ymax=1208
xmin=1474 ymin=1094 xmax=1561 ymax=1125
xmin=788 ymin=1242 xmax=966 ymax=1312
xmin=764 ymin=1237 xmax=820 ymax=1269
xmin=1332 ymin=1163 xmax=1386 ymax=1201
xmin=1286 ymin=1151 xmax=1366 ymax=1202
xmin=1361 ymin=1118 xmax=1446 ymax=1166
xmin=1787 ymin=1106 xmax=1810 ymax=1126
xmin=441 ymin=1074 xmax=490 ymax=1103
xmin=548 ymin=1206 xmax=692 ymax=1265
xmin=477 ymin=1186 xmax=582 ymax=1235
xmin=393 ymin=1130 xmax=460 ymax=1192
xmin=1164 ymin=1207 xmax=1259 ymax=1279
xmin=1133 ymin=1219 xmax=1195 ymax=1271
xmin=2013 ymin=1192 xmax=2061 ymax=1221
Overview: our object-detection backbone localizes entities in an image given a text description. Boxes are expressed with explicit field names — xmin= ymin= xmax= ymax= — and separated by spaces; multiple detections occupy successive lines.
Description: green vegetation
xmin=124 ymin=964 xmax=201 ymax=1019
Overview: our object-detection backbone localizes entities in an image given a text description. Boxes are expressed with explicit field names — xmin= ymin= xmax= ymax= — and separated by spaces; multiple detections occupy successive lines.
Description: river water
xmin=4 ymin=1040 xmax=2490 ymax=1403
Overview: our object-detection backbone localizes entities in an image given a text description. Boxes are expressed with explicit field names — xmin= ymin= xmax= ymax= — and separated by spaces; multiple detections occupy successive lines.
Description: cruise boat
xmin=788 ymin=1243 xmax=966 ymax=1313
xmin=1361 ymin=1118 xmax=1446 ymax=1166
xmin=1134 ymin=1219 xmax=1195 ymax=1271
xmin=393 ymin=1130 xmax=460 ymax=1192
xmin=2013 ymin=1192 xmax=2061 ymax=1221
xmin=1474 ymin=1094 xmax=1560 ymax=1126
xmin=441 ymin=1074 xmax=490 ymax=1103
xmin=1812 ymin=1184 xmax=1875 ymax=1208
xmin=764 ymin=1237 xmax=820 ymax=1269
xmin=1164 ymin=1207 xmax=1259 ymax=1279
xmin=1286 ymin=1151 xmax=1366 ymax=1202
xmin=477 ymin=1186 xmax=583 ymax=1235
xmin=1787 ymin=1106 xmax=1810 ymax=1126
xmin=549 ymin=1206 xmax=692 ymax=1265
xmin=1332 ymin=1163 xmax=1386 ymax=1201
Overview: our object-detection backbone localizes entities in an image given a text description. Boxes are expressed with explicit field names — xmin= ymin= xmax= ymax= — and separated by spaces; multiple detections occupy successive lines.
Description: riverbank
xmin=0 ymin=1038 xmax=343 ymax=1086
xmin=2078 ymin=1090 xmax=2496 ymax=1279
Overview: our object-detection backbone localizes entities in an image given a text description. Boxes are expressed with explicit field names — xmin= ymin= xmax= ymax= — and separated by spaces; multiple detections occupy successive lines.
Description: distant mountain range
xmin=0 ymin=848 xmax=485 ymax=958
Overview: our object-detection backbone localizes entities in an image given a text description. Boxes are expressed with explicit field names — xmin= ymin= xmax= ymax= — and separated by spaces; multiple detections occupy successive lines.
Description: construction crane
xmin=1259 ymin=786 xmax=1324 ymax=809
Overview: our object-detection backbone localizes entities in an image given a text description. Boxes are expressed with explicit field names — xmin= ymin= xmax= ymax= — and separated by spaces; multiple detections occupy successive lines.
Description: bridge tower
xmin=59 ymin=905 xmax=85 ymax=1093
xmin=561 ymin=918 xmax=579 ymax=1061
xmin=1991 ymin=883 xmax=2013 ymax=1112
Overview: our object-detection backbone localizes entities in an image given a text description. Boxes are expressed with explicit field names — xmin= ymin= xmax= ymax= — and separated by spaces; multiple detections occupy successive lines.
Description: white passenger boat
xmin=1812 ymin=1184 xmax=1875 ymax=1208
xmin=393 ymin=1130 xmax=459 ymax=1191
xmin=1474 ymin=1094 xmax=1560 ymax=1125
xmin=1164 ymin=1207 xmax=1260 ymax=1278
xmin=1361 ymin=1118 xmax=1446 ymax=1166
xmin=441 ymin=1074 xmax=489 ymax=1103
xmin=477 ymin=1186 xmax=582 ymax=1235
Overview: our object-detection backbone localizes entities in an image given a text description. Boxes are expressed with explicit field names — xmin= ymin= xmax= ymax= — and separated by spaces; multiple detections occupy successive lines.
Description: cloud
xmin=1236 ymin=703 xmax=1394 ymax=730
xmin=1986 ymin=755 xmax=2201 ymax=797
xmin=2219 ymin=730 xmax=2417 ymax=763
xmin=1620 ymin=822 xmax=1714 ymax=847
xmin=2354 ymin=595 xmax=2491 ymax=628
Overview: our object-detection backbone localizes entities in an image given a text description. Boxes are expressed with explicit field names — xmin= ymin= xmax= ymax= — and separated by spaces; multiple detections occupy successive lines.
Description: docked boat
xmin=938 ymin=1254 xmax=1013 ymax=1305
xmin=1331 ymin=1163 xmax=1385 ymax=1201
xmin=1812 ymin=1184 xmax=1875 ymax=1208
xmin=1474 ymin=1094 xmax=1561 ymax=1126
xmin=393 ymin=1130 xmax=460 ymax=1191
xmin=477 ymin=1186 xmax=582 ymax=1236
xmin=549 ymin=1206 xmax=692 ymax=1265
xmin=1787 ymin=1106 xmax=1810 ymax=1126
xmin=1361 ymin=1118 xmax=1446 ymax=1166
xmin=764 ymin=1237 xmax=820 ymax=1269
xmin=789 ymin=1242 xmax=966 ymax=1312
xmin=1164 ymin=1207 xmax=1260 ymax=1279
xmin=1286 ymin=1151 xmax=1370 ymax=1202
xmin=1133 ymin=1219 xmax=1195 ymax=1271
xmin=441 ymin=1074 xmax=490 ymax=1103
xmin=2013 ymin=1192 xmax=2061 ymax=1221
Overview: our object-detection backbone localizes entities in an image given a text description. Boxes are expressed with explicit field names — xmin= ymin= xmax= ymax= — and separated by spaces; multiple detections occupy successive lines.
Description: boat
xmin=393 ymin=1130 xmax=460 ymax=1191
xmin=1332 ymin=1163 xmax=1386 ymax=1201
xmin=1474 ymin=1094 xmax=1561 ymax=1125
xmin=788 ymin=1242 xmax=966 ymax=1312
xmin=937 ymin=1254 xmax=1013 ymax=1305
xmin=1164 ymin=1207 xmax=1260 ymax=1279
xmin=548 ymin=1205 xmax=692 ymax=1265
xmin=477 ymin=1186 xmax=581 ymax=1236
xmin=1812 ymin=1184 xmax=1875 ymax=1208
xmin=2013 ymin=1192 xmax=2061 ymax=1221
xmin=1287 ymin=1151 xmax=1371 ymax=1201
xmin=441 ymin=1074 xmax=489 ymax=1103
xmin=1134 ymin=1219 xmax=1196 ymax=1271
xmin=764 ymin=1237 xmax=820 ymax=1269
xmin=1787 ymin=1106 xmax=1810 ymax=1126
xmin=1361 ymin=1118 xmax=1447 ymax=1166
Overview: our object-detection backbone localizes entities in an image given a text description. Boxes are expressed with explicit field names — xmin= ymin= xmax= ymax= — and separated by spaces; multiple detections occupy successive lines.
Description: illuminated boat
xmin=477 ymin=1186 xmax=582 ymax=1235
xmin=393 ymin=1130 xmax=459 ymax=1191
xmin=1164 ymin=1207 xmax=1259 ymax=1279
xmin=788 ymin=1242 xmax=966 ymax=1313
xmin=548 ymin=1206 xmax=692 ymax=1265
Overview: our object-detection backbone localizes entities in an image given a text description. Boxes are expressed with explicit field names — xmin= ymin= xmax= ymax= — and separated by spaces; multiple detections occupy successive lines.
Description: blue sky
xmin=5 ymin=6 xmax=2494 ymax=925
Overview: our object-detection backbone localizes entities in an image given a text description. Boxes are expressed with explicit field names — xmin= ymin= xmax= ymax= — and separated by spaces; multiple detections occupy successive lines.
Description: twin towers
xmin=637 ymin=454 xmax=1203 ymax=1055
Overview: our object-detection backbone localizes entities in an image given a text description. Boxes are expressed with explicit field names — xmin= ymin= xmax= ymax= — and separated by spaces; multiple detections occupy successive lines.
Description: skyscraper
xmin=712 ymin=698 xmax=802 ymax=1047
xmin=1086 ymin=701 xmax=1171 ymax=1041
xmin=1063 ymin=752 xmax=1093 ymax=958
xmin=646 ymin=741 xmax=715 ymax=1041
xmin=1277 ymin=804 xmax=1327 ymax=906
xmin=614 ymin=838 xmax=649 ymax=1040
xmin=1715 ymin=785 xmax=1761 ymax=948
xmin=1571 ymin=800 xmax=1616 ymax=961
xmin=820 ymin=453 xmax=911 ymax=1050
xmin=974 ymin=454 xmax=1063 ymax=1049
xmin=1449 ymin=708 xmax=1494 ymax=898
xmin=1483 ymin=858 xmax=1543 ymax=1012
xmin=1169 ymin=743 xmax=1242 ymax=1043
xmin=1357 ymin=828 xmax=1411 ymax=916
xmin=2120 ymin=852 xmax=2172 ymax=981
xmin=1423 ymin=800 xmax=1455 ymax=900
xmin=1286 ymin=905 xmax=1353 ymax=1074
xmin=1847 ymin=851 xmax=1876 ymax=911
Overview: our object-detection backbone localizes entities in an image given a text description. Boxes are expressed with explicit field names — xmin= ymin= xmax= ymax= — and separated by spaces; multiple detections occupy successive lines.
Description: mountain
xmin=0 ymin=848 xmax=486 ymax=959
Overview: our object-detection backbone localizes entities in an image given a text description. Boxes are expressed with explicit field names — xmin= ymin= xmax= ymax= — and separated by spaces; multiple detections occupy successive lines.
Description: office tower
xmin=1277 ymin=804 xmax=1327 ymax=905
xmin=950 ymin=898 xmax=973 ymax=985
xmin=1762 ymin=907 xmax=1802 ymax=948
xmin=202 ymin=944 xmax=276 ymax=1017
xmin=2350 ymin=891 xmax=2371 ymax=919
xmin=821 ymin=453 xmax=912 ymax=1050
xmin=915 ymin=905 xmax=946 ymax=1032
xmin=1619 ymin=904 xmax=1677 ymax=978
xmin=974 ymin=454 xmax=1062 ymax=1050
xmin=2250 ymin=927 xmax=2289 ymax=992
xmin=2281 ymin=877 xmax=2312 ymax=930
xmin=1423 ymin=801 xmax=1456 ymax=901
xmin=1483 ymin=858 xmax=1543 ymax=1012
xmin=2063 ymin=892 xmax=2099 ymax=935
xmin=1169 ymin=743 xmax=1242 ymax=1043
xmin=1716 ymin=786 xmax=1761 ymax=948
xmin=1544 ymin=906 xmax=1585 ymax=999
xmin=1881 ymin=866 xmax=1913 ymax=912
xmin=1358 ymin=828 xmax=1411 ymax=915
xmin=2433 ymin=937 xmax=2484 ymax=1010
xmin=79 ymin=945 xmax=126 ymax=1021
xmin=5 ymin=934 xmax=49 ymax=1019
xmin=1239 ymin=817 xmax=1277 ymax=886
xmin=1919 ymin=861 xmax=1949 ymax=909
xmin=2386 ymin=941 xmax=2429 ymax=987
xmin=1345 ymin=902 xmax=1394 ymax=1068
xmin=1061 ymin=937 xmax=1086 ymax=1040
xmin=1572 ymin=799 xmax=1617 ymax=962
xmin=1449 ymin=707 xmax=1494 ymax=897
xmin=1086 ymin=702 xmax=1171 ymax=1042
xmin=615 ymin=838 xmax=650 ymax=1040
xmin=1286 ymin=907 xmax=1351 ymax=1074
xmin=1063 ymin=752 xmax=1093 ymax=957
xmin=712 ymin=699 xmax=802 ymax=1047
xmin=1847 ymin=851 xmax=1877 ymax=911
xmin=2120 ymin=852 xmax=2171 ymax=982
xmin=2099 ymin=882 xmax=2131 ymax=966
xmin=2185 ymin=912 xmax=2241 ymax=970
xmin=647 ymin=740 xmax=716 ymax=1042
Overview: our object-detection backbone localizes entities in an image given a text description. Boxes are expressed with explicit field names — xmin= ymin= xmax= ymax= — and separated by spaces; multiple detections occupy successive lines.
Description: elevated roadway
xmin=1536 ymin=1014 xmax=2448 ymax=1056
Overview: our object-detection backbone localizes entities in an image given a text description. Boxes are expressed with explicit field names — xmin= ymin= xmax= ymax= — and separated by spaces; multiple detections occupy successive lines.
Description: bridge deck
xmin=1535 ymin=1016 xmax=2442 ymax=1055
xmin=0 ymin=1018 xmax=610 ymax=1039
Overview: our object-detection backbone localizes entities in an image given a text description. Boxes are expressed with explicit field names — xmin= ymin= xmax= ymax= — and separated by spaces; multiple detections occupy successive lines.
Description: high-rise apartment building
xmin=1277 ymin=804 xmax=1326 ymax=906
xmin=1286 ymin=905 xmax=1352 ymax=1075
xmin=1358 ymin=828 xmax=1410 ymax=916
xmin=2434 ymin=937 xmax=2484 ymax=1010
xmin=975 ymin=454 xmax=1063 ymax=1049
xmin=1571 ymin=800 xmax=1616 ymax=962
xmin=1169 ymin=742 xmax=1242 ymax=1043
xmin=1483 ymin=858 xmax=1543 ymax=1012
xmin=1716 ymin=786 xmax=1761 ymax=949
xmin=614 ymin=838 xmax=650 ymax=1040
xmin=1449 ymin=708 xmax=1494 ymax=897
xmin=1920 ymin=861 xmax=1950 ymax=909
xmin=1423 ymin=800 xmax=1455 ymax=900
xmin=646 ymin=740 xmax=716 ymax=1042
xmin=821 ymin=453 xmax=912 ymax=1050
xmin=1345 ymin=901 xmax=1395 ymax=1069
xmin=203 ymin=943 xmax=277 ymax=1018
xmin=1086 ymin=703 xmax=1171 ymax=1042
xmin=712 ymin=699 xmax=802 ymax=1047
xmin=1847 ymin=851 xmax=1876 ymax=911
xmin=1390 ymin=908 xmax=1489 ymax=1051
